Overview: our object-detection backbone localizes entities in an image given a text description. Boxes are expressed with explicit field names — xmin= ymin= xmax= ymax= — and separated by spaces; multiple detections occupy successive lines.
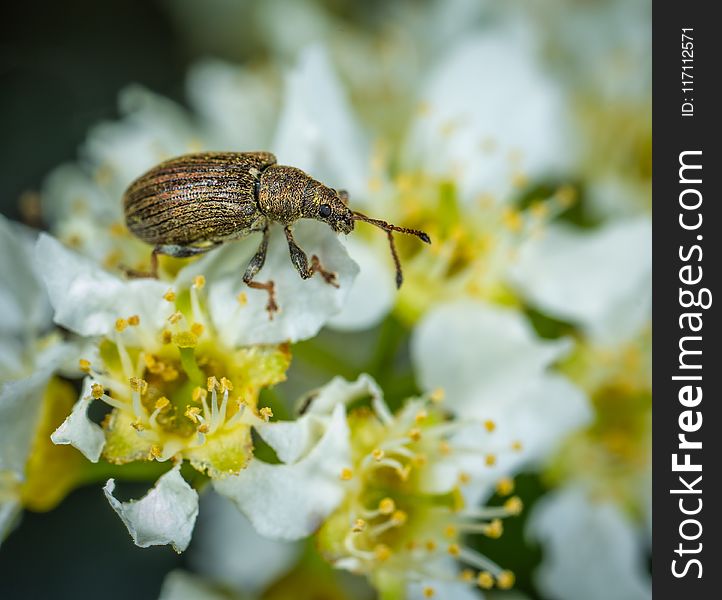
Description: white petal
xmin=0 ymin=497 xmax=21 ymax=546
xmin=327 ymin=237 xmax=395 ymax=331
xmin=104 ymin=466 xmax=199 ymax=552
xmin=158 ymin=570 xmax=226 ymax=600
xmin=404 ymin=29 xmax=570 ymax=203
xmin=180 ymin=221 xmax=358 ymax=345
xmin=256 ymin=374 xmax=383 ymax=464
xmin=272 ymin=45 xmax=370 ymax=200
xmin=528 ymin=485 xmax=651 ymax=600
xmin=0 ymin=215 xmax=50 ymax=337
xmin=0 ymin=371 xmax=51 ymax=476
xmin=214 ymin=403 xmax=350 ymax=540
xmin=51 ymin=378 xmax=105 ymax=462
xmin=189 ymin=491 xmax=300 ymax=593
xmin=36 ymin=234 xmax=169 ymax=337
xmin=187 ymin=59 xmax=278 ymax=150
xmin=511 ymin=218 xmax=652 ymax=345
xmin=411 ymin=300 xmax=571 ymax=417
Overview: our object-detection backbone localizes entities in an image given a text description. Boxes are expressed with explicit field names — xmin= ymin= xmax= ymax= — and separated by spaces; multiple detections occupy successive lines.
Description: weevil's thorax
xmin=258 ymin=165 xmax=354 ymax=233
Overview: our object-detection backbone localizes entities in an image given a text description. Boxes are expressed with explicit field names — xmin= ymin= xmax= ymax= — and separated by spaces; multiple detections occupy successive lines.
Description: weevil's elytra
xmin=123 ymin=151 xmax=431 ymax=317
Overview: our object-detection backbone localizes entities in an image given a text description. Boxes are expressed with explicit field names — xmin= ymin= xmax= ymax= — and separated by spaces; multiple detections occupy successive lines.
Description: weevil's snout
xmin=315 ymin=187 xmax=355 ymax=234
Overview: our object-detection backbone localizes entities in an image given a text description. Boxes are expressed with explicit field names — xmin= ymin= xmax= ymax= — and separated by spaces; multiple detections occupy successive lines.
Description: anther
xmin=185 ymin=406 xmax=201 ymax=423
xmin=511 ymin=440 xmax=523 ymax=452
xmin=408 ymin=428 xmax=422 ymax=442
xmin=192 ymin=387 xmax=207 ymax=403
xmin=485 ymin=454 xmax=497 ymax=467
xmin=448 ymin=543 xmax=461 ymax=557
xmin=237 ymin=292 xmax=248 ymax=305
xmin=191 ymin=322 xmax=204 ymax=337
xmin=220 ymin=377 xmax=233 ymax=392
xmin=161 ymin=330 xmax=173 ymax=344
xmin=155 ymin=397 xmax=170 ymax=410
xmin=90 ymin=383 xmax=104 ymax=399
xmin=484 ymin=519 xmax=504 ymax=539
xmin=115 ymin=318 xmax=128 ymax=332
xmin=459 ymin=471 xmax=471 ymax=485
xmin=484 ymin=420 xmax=496 ymax=432
xmin=439 ymin=441 xmax=452 ymax=455
xmin=430 ymin=388 xmax=445 ymax=403
xmin=163 ymin=289 xmax=176 ymax=302
xmin=168 ymin=311 xmax=183 ymax=324
xmin=460 ymin=569 xmax=475 ymax=583
xmin=352 ymin=519 xmax=367 ymax=533
xmin=415 ymin=410 xmax=428 ymax=423
xmin=497 ymin=570 xmax=515 ymax=589
xmin=425 ymin=540 xmax=437 ymax=552
xmin=129 ymin=377 xmax=148 ymax=395
xmin=496 ymin=477 xmax=515 ymax=496
xmin=423 ymin=587 xmax=435 ymax=598
xmin=193 ymin=275 xmax=206 ymax=289
xmin=374 ymin=545 xmax=392 ymax=562
xmin=259 ymin=407 xmax=273 ymax=422
xmin=391 ymin=510 xmax=408 ymax=526
xmin=340 ymin=468 xmax=353 ymax=481
xmin=79 ymin=359 xmax=91 ymax=373
xmin=198 ymin=423 xmax=210 ymax=434
xmin=207 ymin=376 xmax=219 ymax=392
xmin=149 ymin=445 xmax=162 ymax=459
xmin=128 ymin=315 xmax=140 ymax=326
xmin=477 ymin=572 xmax=494 ymax=590
xmin=504 ymin=496 xmax=523 ymax=516
xmin=372 ymin=448 xmax=385 ymax=461
xmin=379 ymin=498 xmax=396 ymax=515
xmin=443 ymin=525 xmax=457 ymax=539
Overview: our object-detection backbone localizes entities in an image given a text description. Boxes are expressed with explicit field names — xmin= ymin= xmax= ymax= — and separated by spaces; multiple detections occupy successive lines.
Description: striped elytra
xmin=124 ymin=151 xmax=276 ymax=246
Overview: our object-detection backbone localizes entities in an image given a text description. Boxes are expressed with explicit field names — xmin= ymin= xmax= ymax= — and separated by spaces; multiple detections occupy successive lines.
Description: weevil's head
xmin=310 ymin=185 xmax=355 ymax=234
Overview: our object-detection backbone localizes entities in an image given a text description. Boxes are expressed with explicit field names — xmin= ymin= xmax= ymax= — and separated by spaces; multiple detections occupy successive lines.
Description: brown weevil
xmin=123 ymin=152 xmax=430 ymax=315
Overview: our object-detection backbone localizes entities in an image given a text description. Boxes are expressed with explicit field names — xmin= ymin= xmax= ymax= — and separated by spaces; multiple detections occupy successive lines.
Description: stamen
xmin=79 ymin=359 xmax=91 ymax=373
xmin=340 ymin=468 xmax=354 ymax=481
xmin=128 ymin=315 xmax=140 ymax=326
xmin=163 ymin=289 xmax=176 ymax=302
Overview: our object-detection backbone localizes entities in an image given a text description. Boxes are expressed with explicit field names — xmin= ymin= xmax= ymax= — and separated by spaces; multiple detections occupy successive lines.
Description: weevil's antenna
xmin=352 ymin=211 xmax=431 ymax=288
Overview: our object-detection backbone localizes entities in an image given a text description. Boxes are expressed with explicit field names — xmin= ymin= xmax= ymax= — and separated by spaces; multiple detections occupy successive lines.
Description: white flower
xmin=411 ymin=300 xmax=591 ymax=500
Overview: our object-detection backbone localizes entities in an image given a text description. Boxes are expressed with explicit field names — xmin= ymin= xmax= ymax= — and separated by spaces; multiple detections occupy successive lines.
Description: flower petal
xmin=0 ymin=497 xmax=21 ymax=546
xmin=50 ymin=378 xmax=105 ymax=462
xmin=214 ymin=403 xmax=350 ymax=540
xmin=511 ymin=217 xmax=652 ymax=345
xmin=411 ymin=300 xmax=571 ymax=417
xmin=271 ymin=44 xmax=370 ymax=200
xmin=36 ymin=233 xmax=169 ymax=337
xmin=0 ymin=215 xmax=50 ymax=337
xmin=189 ymin=491 xmax=300 ymax=593
xmin=404 ymin=29 xmax=570 ymax=203
xmin=179 ymin=221 xmax=359 ymax=345
xmin=103 ymin=465 xmax=199 ymax=552
xmin=327 ymin=237 xmax=395 ymax=331
xmin=158 ymin=570 xmax=226 ymax=600
xmin=528 ymin=485 xmax=651 ymax=600
xmin=256 ymin=374 xmax=383 ymax=464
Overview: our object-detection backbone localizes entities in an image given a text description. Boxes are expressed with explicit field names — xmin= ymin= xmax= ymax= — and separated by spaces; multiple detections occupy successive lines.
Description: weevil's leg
xmin=125 ymin=243 xmax=218 ymax=279
xmin=243 ymin=224 xmax=278 ymax=317
xmin=284 ymin=227 xmax=338 ymax=287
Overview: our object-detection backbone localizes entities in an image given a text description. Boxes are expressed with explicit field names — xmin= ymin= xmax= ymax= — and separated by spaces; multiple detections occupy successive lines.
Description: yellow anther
xmin=260 ymin=407 xmax=273 ymax=422
xmin=408 ymin=428 xmax=422 ymax=442
xmin=379 ymin=498 xmax=395 ymax=515
xmin=447 ymin=543 xmax=461 ymax=557
xmin=144 ymin=353 xmax=157 ymax=369
xmin=484 ymin=519 xmax=504 ymax=539
xmin=502 ymin=208 xmax=523 ymax=232
xmin=352 ymin=519 xmax=367 ymax=533
xmin=90 ymin=383 xmax=104 ymax=399
xmin=129 ymin=377 xmax=148 ymax=395
xmin=161 ymin=366 xmax=179 ymax=382
xmin=504 ymin=496 xmax=523 ymax=516
xmin=340 ymin=468 xmax=353 ymax=481
xmin=185 ymin=406 xmax=201 ymax=423
xmin=415 ymin=410 xmax=428 ymax=423
xmin=237 ymin=292 xmax=248 ymax=306
xmin=372 ymin=448 xmax=385 ymax=461
xmin=192 ymin=387 xmax=207 ymax=403
xmin=197 ymin=423 xmax=210 ymax=434
xmin=391 ymin=510 xmax=408 ymax=526
xmin=511 ymin=440 xmax=523 ymax=452
xmin=460 ymin=569 xmax=475 ymax=583
xmin=430 ymin=388 xmax=445 ymax=403
xmin=423 ymin=587 xmax=435 ymax=598
xmin=458 ymin=471 xmax=471 ymax=485
xmin=168 ymin=311 xmax=183 ymax=324
xmin=149 ymin=445 xmax=162 ymax=459
xmin=439 ymin=441 xmax=452 ymax=455
xmin=79 ymin=359 xmax=91 ymax=373
xmin=485 ymin=454 xmax=497 ymax=467
xmin=115 ymin=318 xmax=128 ymax=332
xmin=497 ymin=570 xmax=515 ymax=589
xmin=443 ymin=525 xmax=457 ymax=539
xmin=412 ymin=454 xmax=428 ymax=467
xmin=191 ymin=322 xmax=204 ymax=337
xmin=128 ymin=315 xmax=140 ymax=326
xmin=484 ymin=419 xmax=496 ymax=432
xmin=173 ymin=331 xmax=197 ymax=348
xmin=131 ymin=420 xmax=145 ymax=432
xmin=374 ymin=545 xmax=392 ymax=562
xmin=425 ymin=540 xmax=437 ymax=552
xmin=154 ymin=396 xmax=170 ymax=410
xmin=163 ymin=289 xmax=176 ymax=302
xmin=161 ymin=330 xmax=173 ymax=344
xmin=477 ymin=571 xmax=494 ymax=590
xmin=220 ymin=377 xmax=233 ymax=392
xmin=207 ymin=376 xmax=219 ymax=392
xmin=193 ymin=275 xmax=206 ymax=289
xmin=496 ymin=477 xmax=515 ymax=496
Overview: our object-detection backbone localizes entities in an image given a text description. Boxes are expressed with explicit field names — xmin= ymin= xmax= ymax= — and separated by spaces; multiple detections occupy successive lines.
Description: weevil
xmin=124 ymin=152 xmax=430 ymax=315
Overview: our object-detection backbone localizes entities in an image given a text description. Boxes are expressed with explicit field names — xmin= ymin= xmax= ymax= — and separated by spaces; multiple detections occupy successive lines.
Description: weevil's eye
xmin=319 ymin=204 xmax=332 ymax=218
